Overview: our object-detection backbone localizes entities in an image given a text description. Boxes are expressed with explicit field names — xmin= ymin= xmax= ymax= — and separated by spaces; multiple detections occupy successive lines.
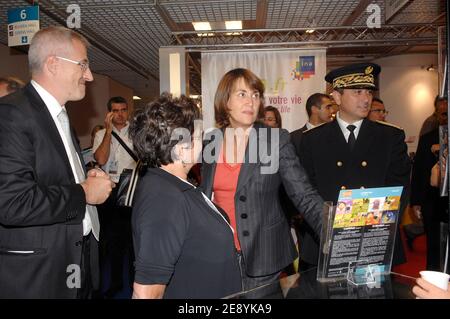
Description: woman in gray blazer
xmin=201 ymin=68 xmax=324 ymax=291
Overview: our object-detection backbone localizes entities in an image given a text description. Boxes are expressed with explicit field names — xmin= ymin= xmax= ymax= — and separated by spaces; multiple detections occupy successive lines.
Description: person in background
xmin=368 ymin=97 xmax=388 ymax=122
xmin=287 ymin=92 xmax=333 ymax=270
xmin=201 ymin=68 xmax=324 ymax=292
xmin=0 ymin=26 xmax=114 ymax=299
xmin=290 ymin=93 xmax=334 ymax=153
xmin=91 ymin=125 xmax=104 ymax=148
xmin=419 ymin=96 xmax=448 ymax=137
xmin=130 ymin=93 xmax=241 ymax=298
xmin=83 ymin=125 xmax=105 ymax=171
xmin=93 ymin=96 xmax=136 ymax=298
xmin=0 ymin=76 xmax=25 ymax=98
xmin=410 ymin=98 xmax=448 ymax=270
xmin=299 ymin=63 xmax=411 ymax=268
xmin=263 ymin=105 xmax=282 ymax=128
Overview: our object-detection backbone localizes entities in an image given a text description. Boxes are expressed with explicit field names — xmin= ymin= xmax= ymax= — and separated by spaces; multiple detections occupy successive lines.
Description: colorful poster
xmin=325 ymin=186 xmax=403 ymax=278
xmin=201 ymin=49 xmax=326 ymax=131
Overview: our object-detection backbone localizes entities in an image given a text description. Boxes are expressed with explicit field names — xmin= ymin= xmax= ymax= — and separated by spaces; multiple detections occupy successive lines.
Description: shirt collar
xmin=31 ymin=80 xmax=64 ymax=117
xmin=113 ymin=122 xmax=130 ymax=134
xmin=336 ymin=111 xmax=363 ymax=133
xmin=306 ymin=122 xmax=316 ymax=130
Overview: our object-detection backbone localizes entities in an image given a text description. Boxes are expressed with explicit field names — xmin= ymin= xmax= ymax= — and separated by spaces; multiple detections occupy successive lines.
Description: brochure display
xmin=317 ymin=186 xmax=403 ymax=283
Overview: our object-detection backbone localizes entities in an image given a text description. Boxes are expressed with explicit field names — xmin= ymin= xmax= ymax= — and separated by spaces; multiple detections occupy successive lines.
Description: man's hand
xmin=81 ymin=172 xmax=115 ymax=205
xmin=412 ymin=205 xmax=422 ymax=220
xmin=431 ymin=144 xmax=440 ymax=155
xmin=104 ymin=112 xmax=114 ymax=135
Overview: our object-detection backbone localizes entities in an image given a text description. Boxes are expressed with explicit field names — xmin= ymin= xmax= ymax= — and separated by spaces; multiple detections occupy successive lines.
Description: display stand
xmin=317 ymin=187 xmax=403 ymax=283
xmin=316 ymin=201 xmax=336 ymax=282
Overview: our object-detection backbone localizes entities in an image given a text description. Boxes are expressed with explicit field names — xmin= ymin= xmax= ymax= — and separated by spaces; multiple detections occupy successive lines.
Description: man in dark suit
xmin=0 ymin=26 xmax=114 ymax=298
xmin=285 ymin=93 xmax=333 ymax=270
xmin=290 ymin=93 xmax=334 ymax=153
xmin=299 ymin=63 xmax=411 ymax=267
xmin=410 ymin=96 xmax=448 ymax=271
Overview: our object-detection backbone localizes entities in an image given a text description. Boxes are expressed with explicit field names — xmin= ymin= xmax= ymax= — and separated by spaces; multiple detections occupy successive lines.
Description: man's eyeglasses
xmin=370 ymin=109 xmax=389 ymax=115
xmin=55 ymin=56 xmax=90 ymax=72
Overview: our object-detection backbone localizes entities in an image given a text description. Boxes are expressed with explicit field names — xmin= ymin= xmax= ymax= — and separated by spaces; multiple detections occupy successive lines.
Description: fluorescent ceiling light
xmin=192 ymin=22 xmax=211 ymax=31
xmin=133 ymin=95 xmax=142 ymax=100
xmin=225 ymin=20 xmax=242 ymax=30
xmin=225 ymin=32 xmax=243 ymax=36
xmin=197 ymin=32 xmax=214 ymax=37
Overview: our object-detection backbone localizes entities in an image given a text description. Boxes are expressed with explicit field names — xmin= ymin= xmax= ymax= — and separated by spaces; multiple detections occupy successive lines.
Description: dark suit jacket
xmin=0 ymin=84 xmax=98 ymax=298
xmin=283 ymin=123 xmax=319 ymax=265
xmin=410 ymin=128 xmax=446 ymax=270
xmin=290 ymin=124 xmax=308 ymax=155
xmin=200 ymin=122 xmax=324 ymax=277
xmin=299 ymin=119 xmax=411 ymax=265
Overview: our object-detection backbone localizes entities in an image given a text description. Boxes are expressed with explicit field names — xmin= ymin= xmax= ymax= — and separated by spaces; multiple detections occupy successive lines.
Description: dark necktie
xmin=347 ymin=124 xmax=356 ymax=151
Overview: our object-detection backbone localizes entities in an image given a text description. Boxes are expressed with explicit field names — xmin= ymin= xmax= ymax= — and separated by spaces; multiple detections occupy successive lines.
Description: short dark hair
xmin=305 ymin=93 xmax=330 ymax=117
xmin=129 ymin=93 xmax=201 ymax=167
xmin=434 ymin=95 xmax=447 ymax=110
xmin=372 ymin=97 xmax=384 ymax=104
xmin=0 ymin=77 xmax=25 ymax=94
xmin=107 ymin=96 xmax=128 ymax=111
xmin=264 ymin=105 xmax=282 ymax=128
xmin=214 ymin=68 xmax=265 ymax=128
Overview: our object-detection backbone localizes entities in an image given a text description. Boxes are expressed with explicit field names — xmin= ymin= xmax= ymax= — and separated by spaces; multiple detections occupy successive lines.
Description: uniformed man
xmin=298 ymin=62 xmax=411 ymax=266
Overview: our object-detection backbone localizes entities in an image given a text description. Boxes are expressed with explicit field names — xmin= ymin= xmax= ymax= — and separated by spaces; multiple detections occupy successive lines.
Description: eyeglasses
xmin=370 ymin=109 xmax=389 ymax=115
xmin=55 ymin=56 xmax=90 ymax=72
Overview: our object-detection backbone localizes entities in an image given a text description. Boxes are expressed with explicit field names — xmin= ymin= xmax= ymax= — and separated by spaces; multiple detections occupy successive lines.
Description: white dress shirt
xmin=305 ymin=122 xmax=316 ymax=130
xmin=31 ymin=80 xmax=92 ymax=236
xmin=92 ymin=125 xmax=136 ymax=183
xmin=335 ymin=111 xmax=364 ymax=142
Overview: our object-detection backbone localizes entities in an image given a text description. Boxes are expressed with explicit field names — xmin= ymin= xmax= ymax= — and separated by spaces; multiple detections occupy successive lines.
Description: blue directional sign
xmin=7 ymin=6 xmax=40 ymax=47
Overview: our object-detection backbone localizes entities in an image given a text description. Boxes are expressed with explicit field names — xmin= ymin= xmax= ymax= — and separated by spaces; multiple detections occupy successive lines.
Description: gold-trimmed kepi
xmin=325 ymin=63 xmax=381 ymax=90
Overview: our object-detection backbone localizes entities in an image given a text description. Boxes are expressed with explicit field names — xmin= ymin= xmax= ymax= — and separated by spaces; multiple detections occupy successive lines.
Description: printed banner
xmin=201 ymin=49 xmax=327 ymax=131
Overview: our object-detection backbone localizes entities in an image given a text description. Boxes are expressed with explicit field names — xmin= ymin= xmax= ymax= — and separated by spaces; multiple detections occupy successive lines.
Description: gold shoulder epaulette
xmin=303 ymin=122 xmax=326 ymax=133
xmin=375 ymin=120 xmax=403 ymax=130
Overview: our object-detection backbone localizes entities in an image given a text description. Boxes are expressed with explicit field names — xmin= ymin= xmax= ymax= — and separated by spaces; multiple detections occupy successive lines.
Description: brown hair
xmin=214 ymin=68 xmax=265 ymax=128
xmin=264 ymin=105 xmax=282 ymax=128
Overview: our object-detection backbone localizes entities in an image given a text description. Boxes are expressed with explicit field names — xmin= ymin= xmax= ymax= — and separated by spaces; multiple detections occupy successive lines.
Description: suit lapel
xmin=236 ymin=124 xmax=261 ymax=193
xmin=327 ymin=120 xmax=350 ymax=156
xmin=201 ymin=129 xmax=222 ymax=198
xmin=352 ymin=119 xmax=375 ymax=161
xmin=25 ymin=84 xmax=76 ymax=180
xmin=300 ymin=124 xmax=308 ymax=132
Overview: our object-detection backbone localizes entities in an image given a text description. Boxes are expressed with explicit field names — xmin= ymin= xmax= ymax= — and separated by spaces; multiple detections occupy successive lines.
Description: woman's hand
xmin=412 ymin=277 xmax=450 ymax=299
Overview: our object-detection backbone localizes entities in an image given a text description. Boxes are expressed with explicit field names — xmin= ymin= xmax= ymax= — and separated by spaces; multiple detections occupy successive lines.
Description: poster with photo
xmin=325 ymin=186 xmax=403 ymax=279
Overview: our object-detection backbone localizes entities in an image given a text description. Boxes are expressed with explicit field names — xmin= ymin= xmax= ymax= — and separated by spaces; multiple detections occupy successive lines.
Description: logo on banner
xmin=292 ymin=56 xmax=315 ymax=80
